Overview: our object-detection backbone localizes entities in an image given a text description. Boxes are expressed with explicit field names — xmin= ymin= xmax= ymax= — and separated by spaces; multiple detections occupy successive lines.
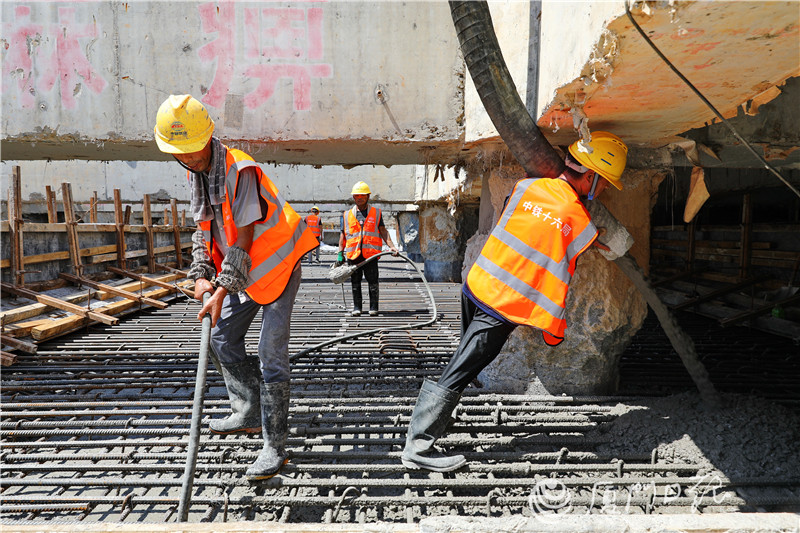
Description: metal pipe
xmin=177 ymin=292 xmax=211 ymax=523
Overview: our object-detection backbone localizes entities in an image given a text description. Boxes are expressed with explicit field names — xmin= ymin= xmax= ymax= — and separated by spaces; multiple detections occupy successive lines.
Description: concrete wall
xmin=1 ymin=160 xmax=417 ymax=220
xmin=2 ymin=1 xmax=463 ymax=164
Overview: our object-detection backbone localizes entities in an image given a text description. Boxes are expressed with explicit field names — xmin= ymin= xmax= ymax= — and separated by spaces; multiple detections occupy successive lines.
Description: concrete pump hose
xmin=291 ymin=252 xmax=438 ymax=360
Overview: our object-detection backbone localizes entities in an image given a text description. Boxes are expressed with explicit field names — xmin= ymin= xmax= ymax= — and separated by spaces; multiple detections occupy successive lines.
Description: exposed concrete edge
xmin=2 ymin=514 xmax=799 ymax=533
xmin=419 ymin=513 xmax=800 ymax=532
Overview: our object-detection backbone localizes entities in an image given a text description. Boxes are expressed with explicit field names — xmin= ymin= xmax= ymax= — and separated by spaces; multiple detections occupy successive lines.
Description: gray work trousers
xmin=209 ymin=265 xmax=302 ymax=383
xmin=305 ymin=245 xmax=320 ymax=262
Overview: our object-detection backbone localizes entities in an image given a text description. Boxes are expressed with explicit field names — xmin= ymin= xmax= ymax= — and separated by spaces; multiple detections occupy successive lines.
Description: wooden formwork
xmin=0 ymin=165 xmax=195 ymax=363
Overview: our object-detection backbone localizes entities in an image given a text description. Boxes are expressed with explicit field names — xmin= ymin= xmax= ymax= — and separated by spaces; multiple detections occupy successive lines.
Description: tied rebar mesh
xmin=2 ymin=256 xmax=799 ymax=524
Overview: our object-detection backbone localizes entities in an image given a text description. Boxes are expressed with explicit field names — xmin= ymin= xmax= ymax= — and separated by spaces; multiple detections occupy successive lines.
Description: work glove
xmin=335 ymin=251 xmax=344 ymax=267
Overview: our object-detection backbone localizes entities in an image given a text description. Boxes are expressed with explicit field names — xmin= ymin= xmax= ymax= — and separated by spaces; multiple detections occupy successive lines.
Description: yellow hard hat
xmin=568 ymin=131 xmax=627 ymax=190
xmin=311 ymin=205 xmax=320 ymax=211
xmin=154 ymin=94 xmax=215 ymax=154
xmin=351 ymin=181 xmax=371 ymax=195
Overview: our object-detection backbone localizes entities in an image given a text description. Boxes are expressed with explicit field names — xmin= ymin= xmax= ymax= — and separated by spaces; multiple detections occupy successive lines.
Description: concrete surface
xmin=3 ymin=1 xmax=797 ymax=163
xmin=2 ymin=513 xmax=799 ymax=532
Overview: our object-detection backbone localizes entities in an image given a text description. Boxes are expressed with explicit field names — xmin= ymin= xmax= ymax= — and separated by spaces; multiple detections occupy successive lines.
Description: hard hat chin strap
xmin=587 ymin=172 xmax=600 ymax=200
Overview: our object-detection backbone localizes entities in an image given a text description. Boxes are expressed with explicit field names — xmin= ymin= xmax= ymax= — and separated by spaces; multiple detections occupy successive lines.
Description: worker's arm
xmin=591 ymin=227 xmax=611 ymax=252
xmin=197 ymin=223 xmax=255 ymax=327
xmin=379 ymin=225 xmax=399 ymax=256
xmin=190 ymin=229 xmax=217 ymax=301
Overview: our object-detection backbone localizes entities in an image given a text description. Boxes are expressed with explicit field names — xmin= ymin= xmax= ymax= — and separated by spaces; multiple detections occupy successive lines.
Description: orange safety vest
xmin=195 ymin=147 xmax=318 ymax=305
xmin=343 ymin=206 xmax=383 ymax=260
xmin=465 ymin=177 xmax=597 ymax=346
xmin=305 ymin=214 xmax=321 ymax=239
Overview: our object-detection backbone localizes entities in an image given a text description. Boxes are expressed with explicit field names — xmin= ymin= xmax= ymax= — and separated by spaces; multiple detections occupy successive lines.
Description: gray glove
xmin=187 ymin=229 xmax=216 ymax=281
xmin=216 ymin=245 xmax=252 ymax=293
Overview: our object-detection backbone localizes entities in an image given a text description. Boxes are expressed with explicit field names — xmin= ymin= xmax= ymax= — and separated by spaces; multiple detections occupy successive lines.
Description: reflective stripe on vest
xmin=198 ymin=147 xmax=318 ymax=305
xmin=305 ymin=215 xmax=321 ymax=238
xmin=466 ymin=178 xmax=597 ymax=344
xmin=343 ymin=206 xmax=382 ymax=260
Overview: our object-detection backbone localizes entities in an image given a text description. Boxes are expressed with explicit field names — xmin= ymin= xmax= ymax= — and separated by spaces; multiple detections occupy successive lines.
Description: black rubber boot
xmin=368 ymin=283 xmax=379 ymax=315
xmin=351 ymin=282 xmax=362 ymax=316
xmin=401 ymin=379 xmax=467 ymax=472
xmin=246 ymin=380 xmax=290 ymax=481
xmin=210 ymin=358 xmax=262 ymax=435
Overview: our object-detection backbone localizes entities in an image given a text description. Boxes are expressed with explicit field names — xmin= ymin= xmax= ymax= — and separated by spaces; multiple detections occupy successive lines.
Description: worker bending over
xmin=336 ymin=181 xmax=399 ymax=316
xmin=402 ymin=132 xmax=628 ymax=472
xmin=155 ymin=95 xmax=318 ymax=481
xmin=304 ymin=206 xmax=322 ymax=263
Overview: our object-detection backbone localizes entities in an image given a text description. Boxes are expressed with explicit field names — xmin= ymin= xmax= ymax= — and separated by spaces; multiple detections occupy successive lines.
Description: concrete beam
xmin=2 ymin=1 xmax=463 ymax=164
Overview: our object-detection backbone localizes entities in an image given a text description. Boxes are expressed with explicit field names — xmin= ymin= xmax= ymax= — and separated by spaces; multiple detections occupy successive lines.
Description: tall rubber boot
xmin=401 ymin=379 xmax=467 ymax=472
xmin=351 ymin=281 xmax=363 ymax=316
xmin=368 ymin=283 xmax=379 ymax=315
xmin=210 ymin=358 xmax=262 ymax=434
xmin=246 ymin=380 xmax=290 ymax=481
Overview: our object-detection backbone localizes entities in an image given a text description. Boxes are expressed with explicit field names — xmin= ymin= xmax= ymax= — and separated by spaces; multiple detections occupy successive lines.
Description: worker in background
xmin=336 ymin=181 xmax=399 ymax=316
xmin=401 ymin=132 xmax=628 ymax=472
xmin=154 ymin=94 xmax=318 ymax=482
xmin=304 ymin=206 xmax=322 ymax=263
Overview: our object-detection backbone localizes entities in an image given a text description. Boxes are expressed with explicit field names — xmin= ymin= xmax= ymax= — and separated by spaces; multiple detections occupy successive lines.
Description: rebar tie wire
xmin=624 ymin=0 xmax=800 ymax=199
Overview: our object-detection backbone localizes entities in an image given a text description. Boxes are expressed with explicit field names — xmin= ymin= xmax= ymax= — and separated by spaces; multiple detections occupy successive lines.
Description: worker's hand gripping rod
xmin=177 ymin=291 xmax=212 ymax=522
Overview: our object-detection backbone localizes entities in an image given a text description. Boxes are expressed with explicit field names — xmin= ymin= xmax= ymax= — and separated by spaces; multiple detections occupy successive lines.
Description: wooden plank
xmin=740 ymin=193 xmax=752 ymax=279
xmin=90 ymin=191 xmax=98 ymax=223
xmin=1 ymin=244 xmax=119 ymax=269
xmin=671 ymin=277 xmax=765 ymax=311
xmin=653 ymin=248 xmax=797 ymax=263
xmin=86 ymin=242 xmax=191 ymax=265
xmin=1 ymin=318 xmax=52 ymax=337
xmin=58 ymin=273 xmax=169 ymax=309
xmin=686 ymin=219 xmax=695 ymax=274
xmin=1 ymin=350 xmax=18 ymax=367
xmin=155 ymin=263 xmax=189 ymax=276
xmin=0 ymin=282 xmax=118 ymax=326
xmin=45 ymin=185 xmax=58 ymax=223
xmin=171 ymin=198 xmax=183 ymax=268
xmin=143 ymin=194 xmax=155 ymax=273
xmin=0 ymin=222 xmax=190 ymax=233
xmin=719 ymin=292 xmax=800 ymax=327
xmin=106 ymin=274 xmax=182 ymax=295
xmin=10 ymin=166 xmax=25 ymax=286
xmin=114 ymin=189 xmax=127 ymax=271
xmin=0 ymin=333 xmax=37 ymax=353
xmin=31 ymin=281 xmax=192 ymax=341
xmin=106 ymin=268 xmax=182 ymax=291
xmin=652 ymin=270 xmax=702 ymax=288
xmin=0 ymin=291 xmax=92 ymax=323
xmin=653 ymin=238 xmax=771 ymax=250
xmin=61 ymin=182 xmax=84 ymax=278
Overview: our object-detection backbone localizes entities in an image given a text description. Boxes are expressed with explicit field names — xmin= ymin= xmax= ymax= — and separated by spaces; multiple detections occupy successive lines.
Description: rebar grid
xmin=2 ymin=258 xmax=798 ymax=524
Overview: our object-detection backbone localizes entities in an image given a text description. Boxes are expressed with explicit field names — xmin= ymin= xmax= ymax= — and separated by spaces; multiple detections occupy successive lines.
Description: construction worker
xmin=336 ymin=181 xmax=399 ymax=316
xmin=401 ymin=132 xmax=627 ymax=472
xmin=154 ymin=94 xmax=318 ymax=481
xmin=304 ymin=206 xmax=322 ymax=263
